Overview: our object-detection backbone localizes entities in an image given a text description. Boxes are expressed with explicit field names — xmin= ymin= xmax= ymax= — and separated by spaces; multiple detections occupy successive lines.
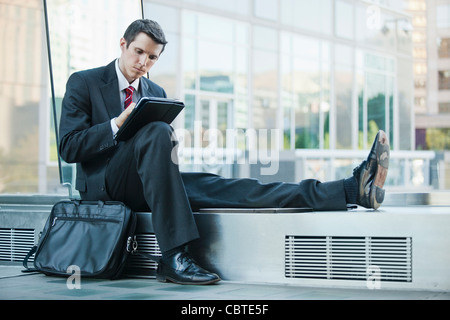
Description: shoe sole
xmin=156 ymin=273 xmax=221 ymax=285
xmin=370 ymin=130 xmax=390 ymax=209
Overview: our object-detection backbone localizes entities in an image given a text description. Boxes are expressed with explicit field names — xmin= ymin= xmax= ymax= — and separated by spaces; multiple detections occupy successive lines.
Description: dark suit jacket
xmin=59 ymin=60 xmax=167 ymax=200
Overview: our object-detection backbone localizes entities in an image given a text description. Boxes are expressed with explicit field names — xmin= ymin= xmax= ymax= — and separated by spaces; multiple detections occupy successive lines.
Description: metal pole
xmin=42 ymin=0 xmax=72 ymax=197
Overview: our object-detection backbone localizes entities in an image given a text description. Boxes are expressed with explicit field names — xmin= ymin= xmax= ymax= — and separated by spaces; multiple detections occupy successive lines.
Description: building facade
xmin=1 ymin=0 xmax=437 ymax=195
xmin=412 ymin=0 xmax=450 ymax=148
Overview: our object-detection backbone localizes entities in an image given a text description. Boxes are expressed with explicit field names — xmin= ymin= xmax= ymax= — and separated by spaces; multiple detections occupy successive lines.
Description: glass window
xmin=182 ymin=10 xmax=249 ymax=151
xmin=184 ymin=0 xmax=250 ymax=16
xmin=335 ymin=44 xmax=354 ymax=149
xmin=0 ymin=0 xmax=142 ymax=195
xmin=198 ymin=14 xmax=233 ymax=43
xmin=366 ymin=72 xmax=386 ymax=145
xmin=252 ymin=26 xmax=278 ymax=131
xmin=281 ymin=50 xmax=293 ymax=149
xmin=47 ymin=0 xmax=142 ymax=195
xmin=182 ymin=10 xmax=197 ymax=36
xmin=281 ymin=0 xmax=332 ymax=35
xmin=236 ymin=23 xmax=249 ymax=45
xmin=438 ymin=70 xmax=450 ymax=90
xmin=439 ymin=102 xmax=450 ymax=114
xmin=152 ymin=33 xmax=179 ymax=98
xmin=293 ymin=35 xmax=320 ymax=60
xmin=183 ymin=37 xmax=197 ymax=90
xmin=355 ymin=4 xmax=397 ymax=51
xmin=235 ymin=47 xmax=248 ymax=93
xmin=184 ymin=94 xmax=196 ymax=134
xmin=436 ymin=4 xmax=450 ymax=28
xmin=143 ymin=3 xmax=180 ymax=98
xmin=438 ymin=38 xmax=450 ymax=58
xmin=294 ymin=57 xmax=321 ymax=149
xmin=253 ymin=25 xmax=277 ymax=50
xmin=253 ymin=49 xmax=278 ymax=130
xmin=398 ymin=58 xmax=413 ymax=150
xmin=357 ymin=50 xmax=398 ymax=149
xmin=397 ymin=19 xmax=413 ymax=54
xmin=143 ymin=1 xmax=179 ymax=33
xmin=335 ymin=0 xmax=354 ymax=40
xmin=280 ymin=33 xmax=331 ymax=150
xmin=198 ymin=41 xmax=234 ymax=93
xmin=0 ymin=0 xmax=46 ymax=194
xmin=254 ymin=0 xmax=278 ymax=21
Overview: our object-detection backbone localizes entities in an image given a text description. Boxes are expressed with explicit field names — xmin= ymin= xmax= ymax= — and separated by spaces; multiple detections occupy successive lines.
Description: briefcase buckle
xmin=127 ymin=236 xmax=138 ymax=254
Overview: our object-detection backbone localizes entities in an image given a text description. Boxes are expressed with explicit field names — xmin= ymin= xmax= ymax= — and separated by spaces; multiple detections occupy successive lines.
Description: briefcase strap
xmin=22 ymin=245 xmax=38 ymax=273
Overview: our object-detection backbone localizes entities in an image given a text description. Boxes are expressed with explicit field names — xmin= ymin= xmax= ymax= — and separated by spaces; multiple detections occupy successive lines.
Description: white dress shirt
xmin=110 ymin=58 xmax=141 ymax=135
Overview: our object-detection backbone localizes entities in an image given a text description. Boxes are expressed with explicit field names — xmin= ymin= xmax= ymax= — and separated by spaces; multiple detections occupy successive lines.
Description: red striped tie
xmin=124 ymin=86 xmax=135 ymax=109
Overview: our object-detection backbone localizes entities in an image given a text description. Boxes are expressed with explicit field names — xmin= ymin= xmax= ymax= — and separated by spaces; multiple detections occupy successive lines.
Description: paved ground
xmin=1 ymin=262 xmax=449 ymax=301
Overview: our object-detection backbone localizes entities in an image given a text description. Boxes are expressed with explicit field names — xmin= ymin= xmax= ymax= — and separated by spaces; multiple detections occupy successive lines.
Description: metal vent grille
xmin=125 ymin=233 xmax=161 ymax=278
xmin=0 ymin=228 xmax=35 ymax=262
xmin=285 ymin=236 xmax=412 ymax=282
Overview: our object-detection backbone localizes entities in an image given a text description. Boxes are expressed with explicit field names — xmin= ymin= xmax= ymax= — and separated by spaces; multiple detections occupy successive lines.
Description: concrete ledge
xmin=1 ymin=194 xmax=450 ymax=292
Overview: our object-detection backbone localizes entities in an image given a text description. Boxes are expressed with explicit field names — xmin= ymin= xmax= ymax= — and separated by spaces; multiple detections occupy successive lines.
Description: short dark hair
xmin=123 ymin=19 xmax=168 ymax=53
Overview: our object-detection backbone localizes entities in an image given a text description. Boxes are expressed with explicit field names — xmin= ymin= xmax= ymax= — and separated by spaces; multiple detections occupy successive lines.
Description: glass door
xmin=192 ymin=96 xmax=233 ymax=174
xmin=199 ymin=98 xmax=231 ymax=149
xmin=44 ymin=0 xmax=142 ymax=197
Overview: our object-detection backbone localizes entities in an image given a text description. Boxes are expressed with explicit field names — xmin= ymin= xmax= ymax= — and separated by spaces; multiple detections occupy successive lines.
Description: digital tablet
xmin=114 ymin=97 xmax=184 ymax=141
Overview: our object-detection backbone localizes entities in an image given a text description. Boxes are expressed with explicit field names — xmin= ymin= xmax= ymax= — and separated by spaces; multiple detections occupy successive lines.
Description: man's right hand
xmin=115 ymin=103 xmax=136 ymax=128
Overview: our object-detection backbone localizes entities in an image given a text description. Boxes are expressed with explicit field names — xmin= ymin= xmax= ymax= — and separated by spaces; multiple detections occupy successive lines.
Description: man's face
xmin=119 ymin=32 xmax=164 ymax=83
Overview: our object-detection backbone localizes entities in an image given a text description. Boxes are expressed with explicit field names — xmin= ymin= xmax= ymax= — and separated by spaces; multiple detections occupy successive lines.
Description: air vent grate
xmin=0 ymin=228 xmax=35 ymax=262
xmin=125 ymin=233 xmax=161 ymax=277
xmin=285 ymin=236 xmax=412 ymax=282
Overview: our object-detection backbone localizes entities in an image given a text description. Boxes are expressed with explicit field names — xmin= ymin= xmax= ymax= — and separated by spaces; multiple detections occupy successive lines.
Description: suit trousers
xmin=105 ymin=121 xmax=347 ymax=252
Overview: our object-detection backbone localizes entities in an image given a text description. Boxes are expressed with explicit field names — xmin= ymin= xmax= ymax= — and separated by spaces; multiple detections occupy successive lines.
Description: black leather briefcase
xmin=23 ymin=200 xmax=137 ymax=279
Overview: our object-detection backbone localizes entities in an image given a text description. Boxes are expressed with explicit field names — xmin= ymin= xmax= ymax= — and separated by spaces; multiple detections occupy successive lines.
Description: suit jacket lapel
xmin=140 ymin=74 xmax=151 ymax=96
xmin=100 ymin=60 xmax=122 ymax=119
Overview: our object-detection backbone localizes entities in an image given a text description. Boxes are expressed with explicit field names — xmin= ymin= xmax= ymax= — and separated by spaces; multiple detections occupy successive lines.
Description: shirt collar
xmin=115 ymin=58 xmax=140 ymax=92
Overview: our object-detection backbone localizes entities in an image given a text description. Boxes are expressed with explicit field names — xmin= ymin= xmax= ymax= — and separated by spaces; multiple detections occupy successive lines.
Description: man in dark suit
xmin=59 ymin=19 xmax=390 ymax=285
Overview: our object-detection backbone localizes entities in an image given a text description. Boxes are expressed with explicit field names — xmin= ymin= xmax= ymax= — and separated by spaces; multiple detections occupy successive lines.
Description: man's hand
xmin=115 ymin=103 xmax=136 ymax=128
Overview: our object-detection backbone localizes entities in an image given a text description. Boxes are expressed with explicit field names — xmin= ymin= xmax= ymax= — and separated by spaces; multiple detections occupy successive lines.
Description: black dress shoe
xmin=156 ymin=251 xmax=221 ymax=285
xmin=353 ymin=130 xmax=390 ymax=209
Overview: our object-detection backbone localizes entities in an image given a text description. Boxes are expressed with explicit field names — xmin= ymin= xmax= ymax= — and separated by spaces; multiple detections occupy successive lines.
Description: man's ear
xmin=119 ymin=37 xmax=127 ymax=51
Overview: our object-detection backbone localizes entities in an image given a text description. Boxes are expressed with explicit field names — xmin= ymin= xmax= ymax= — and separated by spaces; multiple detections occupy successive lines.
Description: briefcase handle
xmin=71 ymin=200 xmax=106 ymax=215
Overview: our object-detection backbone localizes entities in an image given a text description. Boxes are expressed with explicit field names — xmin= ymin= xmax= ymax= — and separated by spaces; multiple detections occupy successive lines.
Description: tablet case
xmin=115 ymin=97 xmax=184 ymax=141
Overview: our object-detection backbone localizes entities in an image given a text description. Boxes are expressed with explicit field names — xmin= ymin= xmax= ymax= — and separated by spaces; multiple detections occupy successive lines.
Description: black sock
xmin=344 ymin=176 xmax=358 ymax=204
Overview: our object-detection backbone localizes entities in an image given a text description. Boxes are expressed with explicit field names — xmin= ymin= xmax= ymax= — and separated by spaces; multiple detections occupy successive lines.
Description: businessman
xmin=59 ymin=19 xmax=390 ymax=285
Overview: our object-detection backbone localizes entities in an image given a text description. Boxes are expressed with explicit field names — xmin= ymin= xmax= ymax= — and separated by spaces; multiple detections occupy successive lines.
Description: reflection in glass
xmin=183 ymin=37 xmax=197 ymax=90
xmin=184 ymin=0 xmax=249 ymax=16
xmin=397 ymin=59 xmax=413 ymax=150
xmin=253 ymin=49 xmax=278 ymax=130
xmin=199 ymin=41 xmax=233 ymax=93
xmin=198 ymin=14 xmax=233 ymax=42
xmin=280 ymin=32 xmax=332 ymax=150
xmin=294 ymin=57 xmax=321 ymax=149
xmin=335 ymin=0 xmax=354 ymax=40
xmin=281 ymin=0 xmax=332 ymax=35
xmin=143 ymin=1 xmax=179 ymax=98
xmin=184 ymin=94 xmax=196 ymax=134
xmin=46 ymin=0 xmax=142 ymax=195
xmin=0 ymin=0 xmax=46 ymax=193
xmin=335 ymin=44 xmax=354 ymax=149
xmin=366 ymin=72 xmax=386 ymax=146
xmin=357 ymin=50 xmax=396 ymax=149
xmin=254 ymin=0 xmax=278 ymax=21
